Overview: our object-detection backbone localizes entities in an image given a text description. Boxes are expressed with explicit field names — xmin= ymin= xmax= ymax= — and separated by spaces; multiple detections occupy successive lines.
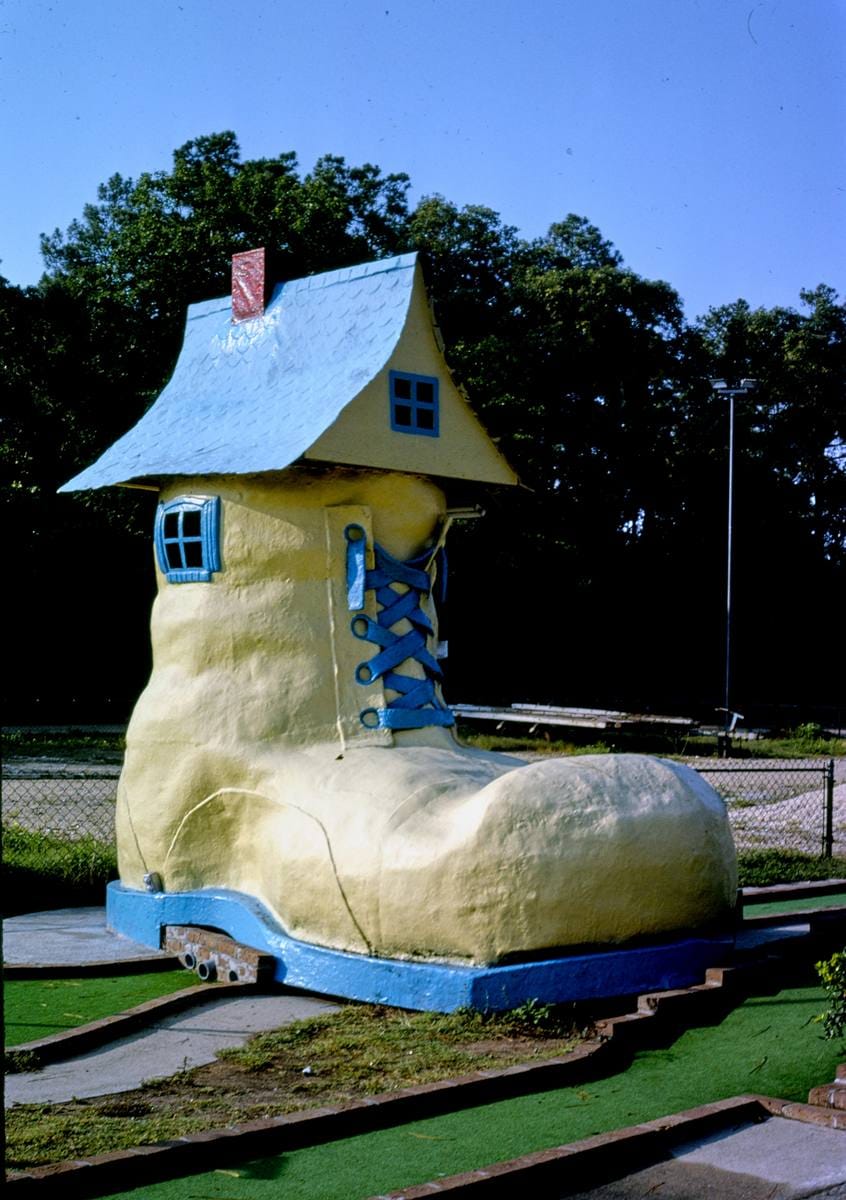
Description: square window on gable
xmin=389 ymin=371 xmax=439 ymax=438
xmin=154 ymin=496 xmax=221 ymax=583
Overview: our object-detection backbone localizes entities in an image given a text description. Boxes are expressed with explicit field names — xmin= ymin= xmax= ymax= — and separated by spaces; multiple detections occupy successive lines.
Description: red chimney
xmin=231 ymin=248 xmax=266 ymax=322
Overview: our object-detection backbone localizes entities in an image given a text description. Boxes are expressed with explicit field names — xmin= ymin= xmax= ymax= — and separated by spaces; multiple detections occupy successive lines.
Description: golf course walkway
xmin=5 ymin=898 xmax=846 ymax=1199
xmin=5 ymin=990 xmax=340 ymax=1105
xmin=4 ymin=907 xmax=339 ymax=1104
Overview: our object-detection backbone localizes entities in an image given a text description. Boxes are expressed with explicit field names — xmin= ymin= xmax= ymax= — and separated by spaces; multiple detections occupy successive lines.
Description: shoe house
xmin=62 ymin=249 xmax=737 ymax=1010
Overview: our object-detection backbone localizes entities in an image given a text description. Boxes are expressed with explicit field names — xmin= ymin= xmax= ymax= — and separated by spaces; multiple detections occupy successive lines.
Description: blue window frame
xmin=389 ymin=371 xmax=439 ymax=438
xmin=154 ymin=496 xmax=221 ymax=583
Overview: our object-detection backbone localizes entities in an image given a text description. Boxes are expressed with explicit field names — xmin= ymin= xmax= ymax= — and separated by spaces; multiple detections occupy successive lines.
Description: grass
xmin=11 ymin=984 xmax=843 ymax=1199
xmin=4 ymin=971 xmax=199 ymax=1047
xmin=4 ymin=725 xmax=841 ymax=761
xmin=2 ymin=824 xmax=116 ymax=883
xmin=737 ymin=849 xmax=846 ymax=887
xmin=2 ymin=727 xmax=125 ymax=758
xmin=216 ymin=998 xmax=580 ymax=1078
xmin=744 ymin=891 xmax=846 ymax=917
xmin=4 ymin=1002 xmax=585 ymax=1169
xmin=2 ymin=824 xmax=117 ymax=914
xmin=461 ymin=731 xmax=612 ymax=756
xmin=459 ymin=726 xmax=845 ymax=759
xmin=720 ymin=733 xmax=846 ymax=758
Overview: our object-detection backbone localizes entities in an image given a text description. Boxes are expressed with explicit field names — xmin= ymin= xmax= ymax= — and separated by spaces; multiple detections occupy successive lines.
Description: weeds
xmin=737 ymin=850 xmax=846 ymax=888
xmin=739 ymin=731 xmax=845 ymax=759
xmin=2 ymin=825 xmax=117 ymax=914
xmin=5 ymin=1049 xmax=39 ymax=1073
xmin=460 ymin=732 xmax=611 ymax=756
xmin=2 ymin=824 xmax=117 ymax=883
xmin=459 ymin=726 xmax=844 ymax=760
xmin=2 ymin=728 xmax=125 ymax=758
xmin=501 ymin=998 xmax=556 ymax=1030
xmin=216 ymin=1002 xmax=582 ymax=1079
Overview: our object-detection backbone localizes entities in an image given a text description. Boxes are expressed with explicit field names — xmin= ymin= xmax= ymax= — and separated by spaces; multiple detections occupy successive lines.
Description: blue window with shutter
xmin=389 ymin=371 xmax=439 ymax=438
xmin=154 ymin=496 xmax=221 ymax=583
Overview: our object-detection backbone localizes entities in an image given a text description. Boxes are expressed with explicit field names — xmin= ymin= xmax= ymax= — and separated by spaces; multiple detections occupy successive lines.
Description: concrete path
xmin=5 ymin=991 xmax=339 ymax=1106
xmin=3 ymin=906 xmax=168 ymax=966
xmin=3 ymin=907 xmax=340 ymax=1106
xmin=674 ymin=1116 xmax=846 ymax=1198
xmin=568 ymin=1116 xmax=846 ymax=1199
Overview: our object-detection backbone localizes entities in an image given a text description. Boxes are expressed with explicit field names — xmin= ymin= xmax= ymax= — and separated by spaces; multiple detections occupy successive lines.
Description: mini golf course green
xmin=96 ymin=985 xmax=845 ymax=1200
xmin=743 ymin=891 xmax=846 ymax=918
xmin=4 ymin=971 xmax=198 ymax=1045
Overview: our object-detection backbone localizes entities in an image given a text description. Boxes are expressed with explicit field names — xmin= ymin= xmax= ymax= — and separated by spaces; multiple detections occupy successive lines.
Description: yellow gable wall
xmin=304 ymin=263 xmax=518 ymax=487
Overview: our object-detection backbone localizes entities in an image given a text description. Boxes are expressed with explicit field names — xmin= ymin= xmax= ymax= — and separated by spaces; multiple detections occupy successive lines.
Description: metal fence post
xmin=823 ymin=758 xmax=835 ymax=859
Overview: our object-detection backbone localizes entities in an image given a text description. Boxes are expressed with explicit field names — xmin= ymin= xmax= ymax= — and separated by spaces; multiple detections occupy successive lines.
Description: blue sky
xmin=1 ymin=0 xmax=843 ymax=319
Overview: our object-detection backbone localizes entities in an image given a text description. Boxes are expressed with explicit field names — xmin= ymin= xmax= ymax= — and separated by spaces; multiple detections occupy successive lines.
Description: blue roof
xmin=61 ymin=253 xmax=418 ymax=492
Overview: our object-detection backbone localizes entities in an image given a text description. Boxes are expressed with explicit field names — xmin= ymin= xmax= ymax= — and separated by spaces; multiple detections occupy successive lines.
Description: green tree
xmin=7 ymin=135 xmax=412 ymax=718
xmin=0 ymin=276 xmax=155 ymax=719
xmin=401 ymin=203 xmax=698 ymax=707
xmin=7 ymin=132 xmax=843 ymax=718
xmin=40 ymin=133 xmax=412 ymax=446
xmin=684 ymin=288 xmax=846 ymax=708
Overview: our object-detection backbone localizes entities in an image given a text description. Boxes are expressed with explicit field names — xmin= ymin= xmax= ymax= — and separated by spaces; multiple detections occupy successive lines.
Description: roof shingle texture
xmin=61 ymin=253 xmax=417 ymax=492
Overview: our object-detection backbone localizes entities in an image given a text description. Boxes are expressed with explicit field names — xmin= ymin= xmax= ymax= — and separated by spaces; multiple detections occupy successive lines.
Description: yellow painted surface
xmin=117 ymin=466 xmax=737 ymax=965
xmin=305 ymin=262 xmax=518 ymax=486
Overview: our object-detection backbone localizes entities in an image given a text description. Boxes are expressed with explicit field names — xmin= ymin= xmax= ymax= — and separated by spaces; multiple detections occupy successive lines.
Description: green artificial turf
xmin=4 ymin=971 xmax=197 ymax=1046
xmin=102 ymin=985 xmax=845 ymax=1200
xmin=744 ymin=892 xmax=846 ymax=918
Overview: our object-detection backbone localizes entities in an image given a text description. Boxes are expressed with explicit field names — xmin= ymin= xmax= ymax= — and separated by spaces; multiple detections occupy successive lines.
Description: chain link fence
xmin=2 ymin=775 xmax=119 ymax=850
xmin=692 ymin=759 xmax=839 ymax=857
xmin=1 ymin=759 xmax=841 ymax=867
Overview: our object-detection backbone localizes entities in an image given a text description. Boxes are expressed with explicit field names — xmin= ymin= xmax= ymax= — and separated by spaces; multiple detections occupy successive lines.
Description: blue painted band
xmin=107 ymin=882 xmax=733 ymax=1013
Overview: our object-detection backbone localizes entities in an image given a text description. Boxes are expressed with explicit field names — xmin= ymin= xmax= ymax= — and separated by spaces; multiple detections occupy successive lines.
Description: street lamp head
xmin=709 ymin=377 xmax=758 ymax=394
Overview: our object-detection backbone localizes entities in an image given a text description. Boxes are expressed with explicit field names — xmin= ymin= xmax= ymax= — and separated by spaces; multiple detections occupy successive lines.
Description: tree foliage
xmin=4 ymin=133 xmax=844 ymax=720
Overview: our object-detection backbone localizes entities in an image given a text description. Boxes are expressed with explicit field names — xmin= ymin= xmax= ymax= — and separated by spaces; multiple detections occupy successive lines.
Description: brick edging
xmin=749 ymin=1093 xmax=846 ymax=1129
xmin=4 ymin=954 xmax=176 ymax=979
xmin=742 ymin=902 xmax=846 ymax=930
xmin=741 ymin=879 xmax=846 ymax=905
xmin=366 ymin=1095 xmax=846 ymax=1198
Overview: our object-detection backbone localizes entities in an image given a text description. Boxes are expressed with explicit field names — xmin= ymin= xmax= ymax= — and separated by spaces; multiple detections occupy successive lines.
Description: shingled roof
xmin=61 ymin=252 xmax=516 ymax=492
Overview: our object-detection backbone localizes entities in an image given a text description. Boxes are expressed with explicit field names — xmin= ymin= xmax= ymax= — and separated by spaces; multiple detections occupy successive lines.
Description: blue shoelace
xmin=345 ymin=525 xmax=454 ymax=730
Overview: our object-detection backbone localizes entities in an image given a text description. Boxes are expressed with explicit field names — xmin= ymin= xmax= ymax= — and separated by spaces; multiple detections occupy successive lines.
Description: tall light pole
xmin=710 ymin=378 xmax=757 ymax=754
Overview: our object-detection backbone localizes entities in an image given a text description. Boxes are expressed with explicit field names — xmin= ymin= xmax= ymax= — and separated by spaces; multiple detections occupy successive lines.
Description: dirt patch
xmin=140 ymin=1018 xmax=580 ymax=1118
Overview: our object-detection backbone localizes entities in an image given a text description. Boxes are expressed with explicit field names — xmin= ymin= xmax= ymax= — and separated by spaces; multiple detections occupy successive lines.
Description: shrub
xmin=2 ymin=825 xmax=117 ymax=915
xmin=816 ymin=951 xmax=846 ymax=1039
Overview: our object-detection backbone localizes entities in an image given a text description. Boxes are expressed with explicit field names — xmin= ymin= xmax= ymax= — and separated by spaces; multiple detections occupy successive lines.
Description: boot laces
xmin=345 ymin=525 xmax=455 ymax=731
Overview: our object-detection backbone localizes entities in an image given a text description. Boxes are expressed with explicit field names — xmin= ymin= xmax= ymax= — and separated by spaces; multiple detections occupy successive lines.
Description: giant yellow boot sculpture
xmin=62 ymin=251 xmax=737 ymax=1009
